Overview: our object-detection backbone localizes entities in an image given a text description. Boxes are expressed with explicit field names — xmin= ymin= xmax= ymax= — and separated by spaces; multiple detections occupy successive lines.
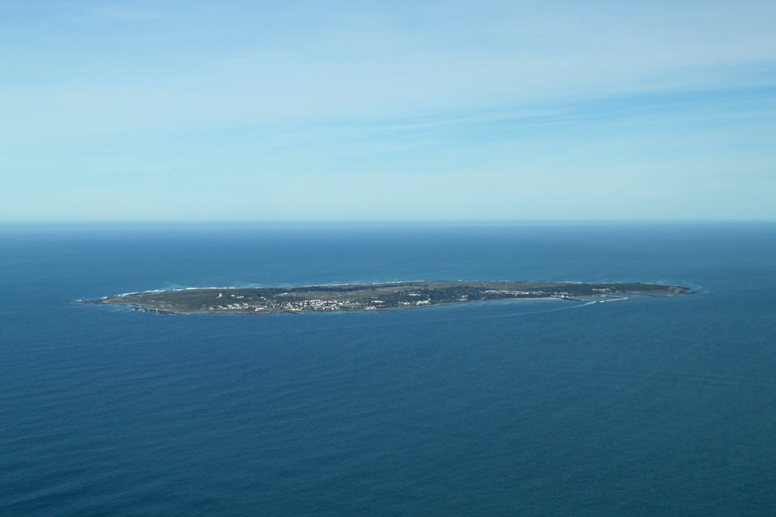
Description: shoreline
xmin=107 ymin=295 xmax=584 ymax=316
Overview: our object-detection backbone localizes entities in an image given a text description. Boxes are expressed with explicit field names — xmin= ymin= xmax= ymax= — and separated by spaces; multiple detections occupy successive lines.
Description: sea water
xmin=1 ymin=222 xmax=775 ymax=516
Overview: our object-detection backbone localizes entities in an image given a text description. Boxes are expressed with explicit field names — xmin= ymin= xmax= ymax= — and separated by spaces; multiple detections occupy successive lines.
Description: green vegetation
xmin=91 ymin=281 xmax=687 ymax=314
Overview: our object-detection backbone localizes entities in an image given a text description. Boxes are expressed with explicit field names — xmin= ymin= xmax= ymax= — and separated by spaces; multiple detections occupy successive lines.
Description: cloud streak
xmin=1 ymin=0 xmax=775 ymax=220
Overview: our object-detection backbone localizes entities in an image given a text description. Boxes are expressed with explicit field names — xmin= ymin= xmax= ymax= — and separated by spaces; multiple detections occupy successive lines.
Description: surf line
xmin=594 ymin=297 xmax=628 ymax=303
xmin=461 ymin=299 xmax=599 ymax=321
xmin=569 ymin=297 xmax=628 ymax=304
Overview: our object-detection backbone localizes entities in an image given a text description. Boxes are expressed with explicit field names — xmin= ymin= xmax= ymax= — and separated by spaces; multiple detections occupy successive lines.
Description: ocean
xmin=1 ymin=222 xmax=775 ymax=516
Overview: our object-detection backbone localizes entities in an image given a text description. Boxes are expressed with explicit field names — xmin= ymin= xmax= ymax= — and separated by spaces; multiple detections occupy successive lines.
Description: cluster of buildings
xmin=205 ymin=296 xmax=436 ymax=312
xmin=208 ymin=298 xmax=352 ymax=312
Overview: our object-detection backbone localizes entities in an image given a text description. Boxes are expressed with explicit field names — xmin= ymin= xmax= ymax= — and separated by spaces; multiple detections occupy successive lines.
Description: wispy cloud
xmin=1 ymin=0 xmax=775 ymax=220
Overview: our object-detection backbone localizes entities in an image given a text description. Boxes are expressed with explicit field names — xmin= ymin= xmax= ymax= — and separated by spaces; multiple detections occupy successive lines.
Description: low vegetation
xmin=92 ymin=281 xmax=687 ymax=314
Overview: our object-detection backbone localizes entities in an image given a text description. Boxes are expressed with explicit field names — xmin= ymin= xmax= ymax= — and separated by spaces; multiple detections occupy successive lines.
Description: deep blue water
xmin=2 ymin=222 xmax=776 ymax=516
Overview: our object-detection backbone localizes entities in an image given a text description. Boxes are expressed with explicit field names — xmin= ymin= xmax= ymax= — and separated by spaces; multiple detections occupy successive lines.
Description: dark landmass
xmin=90 ymin=281 xmax=687 ymax=314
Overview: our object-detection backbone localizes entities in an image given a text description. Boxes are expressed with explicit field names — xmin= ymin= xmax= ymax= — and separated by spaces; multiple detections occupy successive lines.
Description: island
xmin=90 ymin=281 xmax=687 ymax=314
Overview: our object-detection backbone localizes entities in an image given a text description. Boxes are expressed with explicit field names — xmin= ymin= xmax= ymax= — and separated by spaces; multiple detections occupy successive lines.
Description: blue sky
xmin=2 ymin=0 xmax=775 ymax=220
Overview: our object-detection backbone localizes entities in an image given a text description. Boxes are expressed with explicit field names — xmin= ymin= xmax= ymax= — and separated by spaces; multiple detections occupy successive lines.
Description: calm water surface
xmin=1 ymin=222 xmax=775 ymax=516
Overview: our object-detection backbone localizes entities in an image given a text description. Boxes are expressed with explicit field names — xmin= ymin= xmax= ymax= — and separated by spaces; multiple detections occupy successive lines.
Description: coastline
xmin=87 ymin=281 xmax=687 ymax=315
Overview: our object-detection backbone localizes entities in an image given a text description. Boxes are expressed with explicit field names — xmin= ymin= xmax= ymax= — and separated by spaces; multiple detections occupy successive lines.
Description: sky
xmin=1 ymin=0 xmax=775 ymax=221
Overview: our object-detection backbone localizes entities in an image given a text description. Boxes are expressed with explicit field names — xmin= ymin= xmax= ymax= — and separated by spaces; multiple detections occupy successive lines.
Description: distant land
xmin=90 ymin=281 xmax=687 ymax=315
